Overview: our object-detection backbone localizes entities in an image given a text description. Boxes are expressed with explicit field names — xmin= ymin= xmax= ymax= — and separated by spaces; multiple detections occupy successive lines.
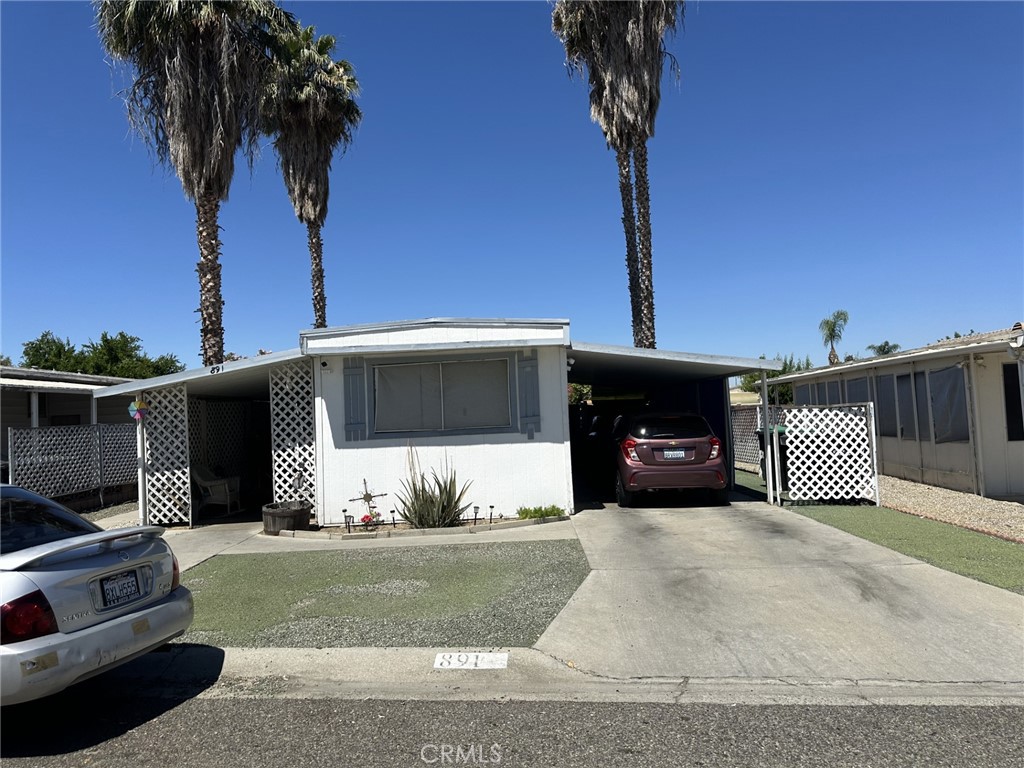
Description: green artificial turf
xmin=734 ymin=469 xmax=1024 ymax=594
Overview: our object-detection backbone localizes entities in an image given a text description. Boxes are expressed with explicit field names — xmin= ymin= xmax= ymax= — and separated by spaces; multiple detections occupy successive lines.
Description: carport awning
xmin=568 ymin=342 xmax=782 ymax=388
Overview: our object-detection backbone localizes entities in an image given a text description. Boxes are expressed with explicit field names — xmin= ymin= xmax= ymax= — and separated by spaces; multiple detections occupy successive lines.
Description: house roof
xmin=773 ymin=322 xmax=1024 ymax=384
xmin=1 ymin=366 xmax=132 ymax=395
xmin=93 ymin=318 xmax=784 ymax=400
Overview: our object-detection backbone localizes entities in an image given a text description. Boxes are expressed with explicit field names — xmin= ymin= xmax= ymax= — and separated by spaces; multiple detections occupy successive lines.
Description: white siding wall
xmin=974 ymin=355 xmax=1024 ymax=498
xmin=314 ymin=345 xmax=572 ymax=525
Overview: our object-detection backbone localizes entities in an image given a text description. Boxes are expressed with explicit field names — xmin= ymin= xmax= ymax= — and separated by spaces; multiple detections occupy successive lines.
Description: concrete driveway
xmin=536 ymin=500 xmax=1024 ymax=686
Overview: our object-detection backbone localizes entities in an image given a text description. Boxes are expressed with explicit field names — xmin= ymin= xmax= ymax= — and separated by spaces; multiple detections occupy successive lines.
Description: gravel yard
xmin=178 ymin=540 xmax=590 ymax=648
xmin=879 ymin=476 xmax=1024 ymax=543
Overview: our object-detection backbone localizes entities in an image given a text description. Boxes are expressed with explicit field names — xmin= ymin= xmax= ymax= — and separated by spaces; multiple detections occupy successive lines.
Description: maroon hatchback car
xmin=613 ymin=413 xmax=729 ymax=507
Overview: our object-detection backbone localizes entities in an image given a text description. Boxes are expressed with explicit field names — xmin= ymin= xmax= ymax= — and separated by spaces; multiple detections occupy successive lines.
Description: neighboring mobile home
xmin=93 ymin=318 xmax=781 ymax=527
xmin=772 ymin=323 xmax=1024 ymax=500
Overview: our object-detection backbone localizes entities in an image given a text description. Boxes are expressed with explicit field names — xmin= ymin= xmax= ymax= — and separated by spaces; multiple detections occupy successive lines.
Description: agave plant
xmin=396 ymin=448 xmax=472 ymax=529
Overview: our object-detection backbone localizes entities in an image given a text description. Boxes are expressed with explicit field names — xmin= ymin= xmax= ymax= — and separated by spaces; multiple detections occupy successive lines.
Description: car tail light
xmin=708 ymin=436 xmax=721 ymax=460
xmin=171 ymin=554 xmax=181 ymax=591
xmin=2 ymin=591 xmax=59 ymax=644
xmin=621 ymin=439 xmax=639 ymax=462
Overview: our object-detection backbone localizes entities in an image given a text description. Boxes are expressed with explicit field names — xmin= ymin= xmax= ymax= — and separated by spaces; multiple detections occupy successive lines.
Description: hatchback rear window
xmin=630 ymin=415 xmax=712 ymax=440
xmin=0 ymin=488 xmax=100 ymax=555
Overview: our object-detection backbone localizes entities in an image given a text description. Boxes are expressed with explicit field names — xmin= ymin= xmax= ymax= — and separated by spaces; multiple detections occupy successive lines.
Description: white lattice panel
xmin=783 ymin=405 xmax=878 ymax=504
xmin=188 ymin=398 xmax=204 ymax=466
xmin=143 ymin=386 xmax=192 ymax=525
xmin=207 ymin=401 xmax=246 ymax=475
xmin=270 ymin=360 xmax=316 ymax=509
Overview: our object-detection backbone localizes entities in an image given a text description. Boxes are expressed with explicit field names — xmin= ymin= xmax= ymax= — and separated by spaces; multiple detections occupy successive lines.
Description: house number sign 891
xmin=433 ymin=652 xmax=508 ymax=669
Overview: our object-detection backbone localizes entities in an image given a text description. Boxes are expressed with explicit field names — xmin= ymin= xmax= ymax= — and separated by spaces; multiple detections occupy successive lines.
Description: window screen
xmin=815 ymin=382 xmax=827 ymax=405
xmin=930 ymin=366 xmax=969 ymax=443
xmin=876 ymin=375 xmax=897 ymax=437
xmin=1003 ymin=363 xmax=1024 ymax=441
xmin=442 ymin=360 xmax=510 ymax=429
xmin=896 ymin=374 xmax=916 ymax=440
xmin=794 ymin=384 xmax=811 ymax=405
xmin=915 ymin=371 xmax=931 ymax=443
xmin=374 ymin=359 xmax=510 ymax=433
xmin=375 ymin=364 xmax=442 ymax=432
xmin=826 ymin=381 xmax=840 ymax=405
xmin=846 ymin=377 xmax=869 ymax=404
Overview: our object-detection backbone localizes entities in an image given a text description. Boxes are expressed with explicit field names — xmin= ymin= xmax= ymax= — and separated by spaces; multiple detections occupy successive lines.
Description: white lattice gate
xmin=142 ymin=385 xmax=192 ymax=526
xmin=774 ymin=404 xmax=879 ymax=505
xmin=270 ymin=361 xmax=316 ymax=511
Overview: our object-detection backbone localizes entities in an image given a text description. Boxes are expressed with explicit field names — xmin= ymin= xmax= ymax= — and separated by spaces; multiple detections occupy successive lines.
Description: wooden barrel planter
xmin=262 ymin=500 xmax=313 ymax=536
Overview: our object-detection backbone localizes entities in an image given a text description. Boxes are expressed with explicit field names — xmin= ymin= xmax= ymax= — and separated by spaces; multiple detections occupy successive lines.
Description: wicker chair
xmin=191 ymin=465 xmax=241 ymax=515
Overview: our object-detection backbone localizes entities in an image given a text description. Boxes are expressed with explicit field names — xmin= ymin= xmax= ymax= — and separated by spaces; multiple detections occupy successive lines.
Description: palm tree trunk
xmin=616 ymin=148 xmax=643 ymax=348
xmin=195 ymin=194 xmax=225 ymax=366
xmin=633 ymin=141 xmax=656 ymax=349
xmin=307 ymin=222 xmax=327 ymax=329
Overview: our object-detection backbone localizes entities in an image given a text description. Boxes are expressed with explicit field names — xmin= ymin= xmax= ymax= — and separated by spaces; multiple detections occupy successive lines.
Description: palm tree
xmin=553 ymin=1 xmax=683 ymax=349
xmin=262 ymin=25 xmax=361 ymax=329
xmin=819 ymin=309 xmax=850 ymax=365
xmin=96 ymin=0 xmax=293 ymax=366
xmin=866 ymin=340 xmax=901 ymax=357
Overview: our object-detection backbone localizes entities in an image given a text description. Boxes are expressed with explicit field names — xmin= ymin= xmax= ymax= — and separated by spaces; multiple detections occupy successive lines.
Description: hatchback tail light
xmin=621 ymin=439 xmax=639 ymax=462
xmin=171 ymin=554 xmax=181 ymax=591
xmin=708 ymin=436 xmax=721 ymax=460
xmin=2 ymin=590 xmax=59 ymax=644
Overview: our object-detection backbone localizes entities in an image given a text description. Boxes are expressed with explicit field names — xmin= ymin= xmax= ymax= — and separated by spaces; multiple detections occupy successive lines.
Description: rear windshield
xmin=630 ymin=415 xmax=712 ymax=440
xmin=0 ymin=487 xmax=100 ymax=555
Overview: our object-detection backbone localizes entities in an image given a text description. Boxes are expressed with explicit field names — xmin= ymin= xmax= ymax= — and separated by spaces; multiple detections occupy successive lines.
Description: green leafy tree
xmin=0 ymin=355 xmax=11 ymax=367
xmin=80 ymin=332 xmax=184 ymax=378
xmin=866 ymin=340 xmax=901 ymax=356
xmin=262 ymin=24 xmax=361 ymax=329
xmin=739 ymin=353 xmax=814 ymax=404
xmin=553 ymin=0 xmax=684 ymax=349
xmin=819 ymin=309 xmax=849 ymax=365
xmin=20 ymin=331 xmax=84 ymax=371
xmin=96 ymin=0 xmax=293 ymax=365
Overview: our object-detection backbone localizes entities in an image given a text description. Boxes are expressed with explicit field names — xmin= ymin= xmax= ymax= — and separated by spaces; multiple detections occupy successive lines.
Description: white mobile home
xmin=94 ymin=318 xmax=780 ymax=527
xmin=772 ymin=323 xmax=1024 ymax=500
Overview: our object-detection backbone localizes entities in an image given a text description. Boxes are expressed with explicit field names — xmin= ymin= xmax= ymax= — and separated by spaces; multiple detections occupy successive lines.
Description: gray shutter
xmin=343 ymin=357 xmax=366 ymax=441
xmin=518 ymin=350 xmax=541 ymax=439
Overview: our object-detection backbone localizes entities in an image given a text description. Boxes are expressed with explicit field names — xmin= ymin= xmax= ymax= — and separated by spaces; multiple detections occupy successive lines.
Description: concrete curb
xmin=272 ymin=515 xmax=571 ymax=540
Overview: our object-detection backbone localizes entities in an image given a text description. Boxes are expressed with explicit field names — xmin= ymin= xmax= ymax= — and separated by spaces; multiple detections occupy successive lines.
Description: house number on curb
xmin=434 ymin=652 xmax=508 ymax=669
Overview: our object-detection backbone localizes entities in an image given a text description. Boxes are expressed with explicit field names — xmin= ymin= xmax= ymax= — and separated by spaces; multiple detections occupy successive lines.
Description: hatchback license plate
xmin=101 ymin=570 xmax=141 ymax=607
xmin=663 ymin=449 xmax=689 ymax=460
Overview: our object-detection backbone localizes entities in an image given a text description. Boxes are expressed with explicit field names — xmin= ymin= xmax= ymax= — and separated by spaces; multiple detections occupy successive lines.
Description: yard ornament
xmin=128 ymin=400 xmax=149 ymax=421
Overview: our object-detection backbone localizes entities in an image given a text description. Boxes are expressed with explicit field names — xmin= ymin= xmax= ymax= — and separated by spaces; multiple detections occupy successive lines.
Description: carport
xmin=566 ymin=342 xmax=783 ymax=504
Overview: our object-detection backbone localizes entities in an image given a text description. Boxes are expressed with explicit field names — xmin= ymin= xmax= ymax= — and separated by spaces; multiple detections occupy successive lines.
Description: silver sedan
xmin=1 ymin=485 xmax=193 ymax=706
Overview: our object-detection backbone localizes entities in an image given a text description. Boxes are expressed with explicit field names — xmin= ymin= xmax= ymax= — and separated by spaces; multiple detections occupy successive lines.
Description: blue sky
xmin=2 ymin=1 xmax=1022 ymax=371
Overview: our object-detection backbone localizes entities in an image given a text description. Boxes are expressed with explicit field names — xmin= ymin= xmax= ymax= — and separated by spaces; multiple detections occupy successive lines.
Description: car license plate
xmin=663 ymin=449 xmax=689 ymax=460
xmin=101 ymin=570 xmax=141 ymax=608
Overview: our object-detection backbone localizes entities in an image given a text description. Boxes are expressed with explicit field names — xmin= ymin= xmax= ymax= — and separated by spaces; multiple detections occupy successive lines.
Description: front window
xmin=373 ymin=359 xmax=511 ymax=434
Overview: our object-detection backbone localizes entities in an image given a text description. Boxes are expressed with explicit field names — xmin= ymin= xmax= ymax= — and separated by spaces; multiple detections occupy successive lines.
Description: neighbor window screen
xmin=915 ymin=371 xmax=931 ymax=443
xmin=930 ymin=366 xmax=969 ymax=443
xmin=374 ymin=359 xmax=510 ymax=433
xmin=815 ymin=382 xmax=827 ymax=405
xmin=442 ymin=360 xmax=510 ymax=429
xmin=794 ymin=384 xmax=811 ymax=405
xmin=846 ymin=378 xmax=869 ymax=404
xmin=827 ymin=381 xmax=840 ymax=405
xmin=876 ymin=375 xmax=897 ymax=437
xmin=1003 ymin=363 xmax=1024 ymax=441
xmin=896 ymin=374 xmax=916 ymax=440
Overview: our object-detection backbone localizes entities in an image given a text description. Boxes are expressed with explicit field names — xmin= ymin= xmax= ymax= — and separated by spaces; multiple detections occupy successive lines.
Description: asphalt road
xmin=2 ymin=683 xmax=1020 ymax=768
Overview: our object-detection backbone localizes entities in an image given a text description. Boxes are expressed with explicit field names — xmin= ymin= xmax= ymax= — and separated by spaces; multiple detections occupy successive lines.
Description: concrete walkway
xmin=100 ymin=500 xmax=1024 ymax=705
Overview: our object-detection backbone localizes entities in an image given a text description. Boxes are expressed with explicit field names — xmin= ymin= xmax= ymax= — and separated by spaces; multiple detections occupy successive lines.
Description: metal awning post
xmin=760 ymin=371 xmax=775 ymax=505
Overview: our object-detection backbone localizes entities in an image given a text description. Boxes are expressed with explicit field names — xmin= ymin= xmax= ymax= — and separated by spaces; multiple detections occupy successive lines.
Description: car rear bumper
xmin=0 ymin=587 xmax=193 ymax=706
xmin=621 ymin=465 xmax=727 ymax=491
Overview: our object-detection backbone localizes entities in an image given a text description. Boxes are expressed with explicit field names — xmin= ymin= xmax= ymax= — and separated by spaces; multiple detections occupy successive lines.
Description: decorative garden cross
xmin=349 ymin=479 xmax=387 ymax=517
